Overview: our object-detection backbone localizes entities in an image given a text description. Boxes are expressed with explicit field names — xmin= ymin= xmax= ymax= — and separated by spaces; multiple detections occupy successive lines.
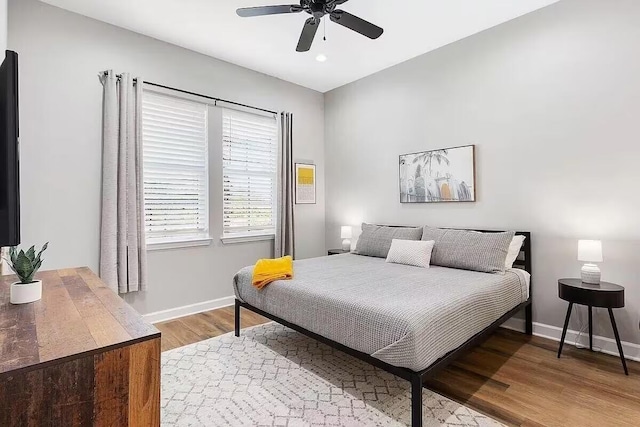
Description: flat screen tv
xmin=0 ymin=50 xmax=20 ymax=247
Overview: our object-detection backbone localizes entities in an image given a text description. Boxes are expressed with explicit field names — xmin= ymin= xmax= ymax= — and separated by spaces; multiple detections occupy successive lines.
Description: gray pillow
xmin=421 ymin=226 xmax=514 ymax=274
xmin=354 ymin=223 xmax=423 ymax=258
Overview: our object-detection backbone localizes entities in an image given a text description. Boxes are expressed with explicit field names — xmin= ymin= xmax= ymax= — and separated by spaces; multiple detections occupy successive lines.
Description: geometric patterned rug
xmin=161 ymin=323 xmax=504 ymax=427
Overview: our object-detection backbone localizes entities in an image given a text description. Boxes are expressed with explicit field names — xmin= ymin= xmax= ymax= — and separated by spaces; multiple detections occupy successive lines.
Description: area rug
xmin=161 ymin=323 xmax=503 ymax=427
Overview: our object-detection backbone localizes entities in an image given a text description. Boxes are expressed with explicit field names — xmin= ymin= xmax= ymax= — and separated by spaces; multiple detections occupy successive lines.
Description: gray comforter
xmin=233 ymin=254 xmax=529 ymax=372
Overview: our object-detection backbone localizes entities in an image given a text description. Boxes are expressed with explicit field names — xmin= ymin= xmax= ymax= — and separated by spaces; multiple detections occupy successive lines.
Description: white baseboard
xmin=143 ymin=295 xmax=235 ymax=324
xmin=501 ymin=318 xmax=640 ymax=362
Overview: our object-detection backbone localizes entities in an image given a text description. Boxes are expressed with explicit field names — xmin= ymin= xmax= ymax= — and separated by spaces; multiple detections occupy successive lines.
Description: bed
xmin=234 ymin=230 xmax=532 ymax=427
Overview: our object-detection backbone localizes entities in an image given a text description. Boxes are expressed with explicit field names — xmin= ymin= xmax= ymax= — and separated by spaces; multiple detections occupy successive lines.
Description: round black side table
xmin=557 ymin=278 xmax=627 ymax=375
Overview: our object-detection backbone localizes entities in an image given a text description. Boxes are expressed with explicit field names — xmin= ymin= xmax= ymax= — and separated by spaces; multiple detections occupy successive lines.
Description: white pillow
xmin=505 ymin=235 xmax=526 ymax=268
xmin=385 ymin=239 xmax=435 ymax=268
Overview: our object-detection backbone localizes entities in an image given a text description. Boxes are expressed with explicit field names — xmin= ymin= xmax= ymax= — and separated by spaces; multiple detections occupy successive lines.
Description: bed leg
xmin=410 ymin=375 xmax=423 ymax=427
xmin=235 ymin=299 xmax=240 ymax=337
xmin=525 ymin=303 xmax=533 ymax=336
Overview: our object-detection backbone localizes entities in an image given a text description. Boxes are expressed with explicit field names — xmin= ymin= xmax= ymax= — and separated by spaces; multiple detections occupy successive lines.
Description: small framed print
xmin=295 ymin=163 xmax=316 ymax=204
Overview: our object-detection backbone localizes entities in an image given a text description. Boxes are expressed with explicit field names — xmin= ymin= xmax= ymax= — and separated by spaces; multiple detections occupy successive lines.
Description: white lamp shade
xmin=340 ymin=226 xmax=352 ymax=239
xmin=578 ymin=240 xmax=603 ymax=263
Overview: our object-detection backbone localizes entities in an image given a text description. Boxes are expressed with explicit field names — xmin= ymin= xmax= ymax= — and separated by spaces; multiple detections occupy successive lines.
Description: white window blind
xmin=222 ymin=108 xmax=278 ymax=238
xmin=142 ymin=92 xmax=209 ymax=245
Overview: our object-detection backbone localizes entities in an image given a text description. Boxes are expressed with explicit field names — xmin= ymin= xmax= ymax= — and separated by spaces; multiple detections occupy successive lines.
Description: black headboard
xmin=513 ymin=231 xmax=531 ymax=275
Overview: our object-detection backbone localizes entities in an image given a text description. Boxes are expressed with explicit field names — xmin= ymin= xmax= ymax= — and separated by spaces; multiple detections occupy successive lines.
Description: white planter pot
xmin=10 ymin=280 xmax=42 ymax=304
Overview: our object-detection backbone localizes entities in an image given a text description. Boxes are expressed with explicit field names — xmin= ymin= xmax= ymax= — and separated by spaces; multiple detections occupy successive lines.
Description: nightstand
xmin=328 ymin=249 xmax=350 ymax=256
xmin=557 ymin=278 xmax=627 ymax=375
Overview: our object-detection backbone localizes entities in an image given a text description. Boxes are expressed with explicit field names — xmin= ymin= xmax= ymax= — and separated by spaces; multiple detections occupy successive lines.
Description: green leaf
xmin=28 ymin=260 xmax=43 ymax=282
xmin=25 ymin=246 xmax=36 ymax=262
xmin=14 ymin=251 xmax=34 ymax=283
xmin=36 ymin=242 xmax=49 ymax=259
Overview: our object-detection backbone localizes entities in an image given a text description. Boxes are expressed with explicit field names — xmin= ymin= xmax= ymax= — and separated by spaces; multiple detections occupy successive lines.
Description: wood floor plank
xmin=158 ymin=307 xmax=640 ymax=427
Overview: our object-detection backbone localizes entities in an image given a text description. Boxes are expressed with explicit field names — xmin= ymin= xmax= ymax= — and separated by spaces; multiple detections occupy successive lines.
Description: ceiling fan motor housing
xmin=304 ymin=0 xmax=338 ymax=20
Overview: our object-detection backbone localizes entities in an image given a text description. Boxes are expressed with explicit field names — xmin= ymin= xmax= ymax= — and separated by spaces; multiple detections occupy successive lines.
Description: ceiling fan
xmin=236 ymin=0 xmax=384 ymax=52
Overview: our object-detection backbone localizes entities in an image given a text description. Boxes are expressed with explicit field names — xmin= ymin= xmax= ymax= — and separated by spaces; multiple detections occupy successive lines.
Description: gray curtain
xmin=275 ymin=112 xmax=295 ymax=258
xmin=99 ymin=71 xmax=148 ymax=294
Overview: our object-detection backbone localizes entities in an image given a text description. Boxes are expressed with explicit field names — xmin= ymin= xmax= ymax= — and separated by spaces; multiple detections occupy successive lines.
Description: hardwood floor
xmin=156 ymin=306 xmax=267 ymax=352
xmin=156 ymin=307 xmax=640 ymax=427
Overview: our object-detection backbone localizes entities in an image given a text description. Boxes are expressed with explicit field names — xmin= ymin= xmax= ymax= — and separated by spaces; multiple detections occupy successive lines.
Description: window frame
xmin=141 ymin=90 xmax=212 ymax=250
xmin=220 ymin=108 xmax=278 ymax=243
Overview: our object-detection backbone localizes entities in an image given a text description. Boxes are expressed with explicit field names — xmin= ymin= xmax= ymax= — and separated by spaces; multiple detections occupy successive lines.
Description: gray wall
xmin=8 ymin=0 xmax=325 ymax=314
xmin=325 ymin=0 xmax=640 ymax=343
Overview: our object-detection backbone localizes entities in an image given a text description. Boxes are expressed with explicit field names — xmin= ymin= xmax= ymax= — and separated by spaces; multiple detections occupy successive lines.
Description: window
xmin=141 ymin=92 xmax=210 ymax=247
xmin=222 ymin=109 xmax=278 ymax=239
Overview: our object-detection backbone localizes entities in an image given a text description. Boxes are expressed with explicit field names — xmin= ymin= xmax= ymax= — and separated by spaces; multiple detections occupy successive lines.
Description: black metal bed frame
xmin=235 ymin=230 xmax=532 ymax=427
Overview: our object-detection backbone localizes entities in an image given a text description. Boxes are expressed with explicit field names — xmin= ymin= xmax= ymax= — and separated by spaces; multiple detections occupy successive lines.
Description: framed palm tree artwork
xmin=399 ymin=145 xmax=476 ymax=203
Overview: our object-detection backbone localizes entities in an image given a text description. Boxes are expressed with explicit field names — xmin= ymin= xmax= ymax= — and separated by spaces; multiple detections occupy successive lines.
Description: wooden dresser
xmin=0 ymin=267 xmax=161 ymax=426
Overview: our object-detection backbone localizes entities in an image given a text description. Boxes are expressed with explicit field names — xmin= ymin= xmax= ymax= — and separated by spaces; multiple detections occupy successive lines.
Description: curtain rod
xmin=102 ymin=71 xmax=278 ymax=115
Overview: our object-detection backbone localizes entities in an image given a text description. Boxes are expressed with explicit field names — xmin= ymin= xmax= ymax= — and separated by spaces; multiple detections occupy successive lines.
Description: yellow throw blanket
xmin=252 ymin=256 xmax=293 ymax=290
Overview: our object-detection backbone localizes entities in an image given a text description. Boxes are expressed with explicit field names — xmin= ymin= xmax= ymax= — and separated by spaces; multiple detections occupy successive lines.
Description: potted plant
xmin=4 ymin=242 xmax=48 ymax=304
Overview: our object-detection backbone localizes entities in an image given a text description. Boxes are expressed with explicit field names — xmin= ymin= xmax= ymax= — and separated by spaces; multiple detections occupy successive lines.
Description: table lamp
xmin=578 ymin=240 xmax=603 ymax=284
xmin=341 ymin=226 xmax=352 ymax=251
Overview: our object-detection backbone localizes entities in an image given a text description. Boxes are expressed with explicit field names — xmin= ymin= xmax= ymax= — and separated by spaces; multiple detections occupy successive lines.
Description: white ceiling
xmin=40 ymin=0 xmax=559 ymax=92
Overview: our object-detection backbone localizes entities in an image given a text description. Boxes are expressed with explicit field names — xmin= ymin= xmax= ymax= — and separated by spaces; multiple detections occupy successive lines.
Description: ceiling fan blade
xmin=330 ymin=10 xmax=383 ymax=39
xmin=237 ymin=5 xmax=303 ymax=17
xmin=296 ymin=18 xmax=319 ymax=52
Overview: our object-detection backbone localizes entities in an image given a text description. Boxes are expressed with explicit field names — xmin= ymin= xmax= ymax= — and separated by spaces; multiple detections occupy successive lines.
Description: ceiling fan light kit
xmin=237 ymin=0 xmax=383 ymax=52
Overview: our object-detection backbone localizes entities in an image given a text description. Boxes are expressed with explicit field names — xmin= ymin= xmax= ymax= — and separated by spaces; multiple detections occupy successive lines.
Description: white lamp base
xmin=341 ymin=239 xmax=351 ymax=251
xmin=581 ymin=263 xmax=601 ymax=284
